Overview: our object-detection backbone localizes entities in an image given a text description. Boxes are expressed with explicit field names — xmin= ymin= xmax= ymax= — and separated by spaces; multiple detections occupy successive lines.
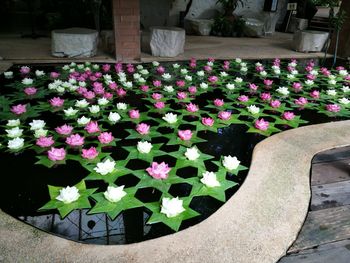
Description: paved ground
xmin=279 ymin=146 xmax=350 ymax=263
xmin=0 ymin=32 xmax=330 ymax=64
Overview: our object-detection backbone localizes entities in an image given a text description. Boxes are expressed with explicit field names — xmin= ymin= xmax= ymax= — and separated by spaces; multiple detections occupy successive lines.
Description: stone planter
xmin=150 ymin=27 xmax=185 ymax=57
xmin=293 ymin=30 xmax=329 ymax=52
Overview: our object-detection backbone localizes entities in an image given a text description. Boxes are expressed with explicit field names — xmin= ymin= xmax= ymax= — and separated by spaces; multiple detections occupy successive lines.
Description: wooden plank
xmin=311 ymin=159 xmax=350 ymax=186
xmin=310 ymin=180 xmax=350 ymax=211
xmin=288 ymin=205 xmax=350 ymax=253
xmin=279 ymin=239 xmax=350 ymax=263
xmin=313 ymin=146 xmax=350 ymax=164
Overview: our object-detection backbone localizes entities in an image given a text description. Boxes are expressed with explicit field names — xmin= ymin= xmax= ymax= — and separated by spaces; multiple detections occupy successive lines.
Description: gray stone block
xmin=51 ymin=27 xmax=99 ymax=58
xmin=150 ymin=27 xmax=185 ymax=57
xmin=186 ymin=18 xmax=214 ymax=36
xmin=293 ymin=30 xmax=329 ymax=52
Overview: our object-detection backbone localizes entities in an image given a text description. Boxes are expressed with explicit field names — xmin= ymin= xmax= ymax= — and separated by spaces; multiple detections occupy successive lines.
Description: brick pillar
xmin=112 ymin=0 xmax=141 ymax=61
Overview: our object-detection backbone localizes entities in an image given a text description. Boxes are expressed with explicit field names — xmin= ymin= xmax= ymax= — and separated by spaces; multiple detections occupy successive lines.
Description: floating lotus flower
xmin=160 ymin=197 xmax=185 ymax=218
xmin=254 ymin=118 xmax=269 ymax=131
xmin=201 ymin=117 xmax=214 ymax=127
xmin=56 ymin=186 xmax=80 ymax=204
xmin=222 ymin=155 xmax=240 ymax=170
xmin=163 ymin=113 xmax=178 ymax=124
xmin=48 ymin=147 xmax=66 ymax=161
xmin=178 ymin=130 xmax=193 ymax=140
xmin=146 ymin=162 xmax=171 ymax=180
xmin=218 ymin=111 xmax=231 ymax=120
xmin=326 ymin=104 xmax=341 ymax=112
xmin=136 ymin=123 xmax=150 ymax=135
xmin=184 ymin=146 xmax=200 ymax=161
xmin=11 ymin=104 xmax=26 ymax=115
xmin=55 ymin=124 xmax=73 ymax=135
xmin=85 ymin=121 xmax=100 ymax=134
xmin=201 ymin=171 xmax=220 ymax=187
xmin=36 ymin=136 xmax=55 ymax=148
xmin=81 ymin=147 xmax=99 ymax=160
xmin=129 ymin=109 xmax=140 ymax=119
xmin=282 ymin=111 xmax=295 ymax=121
xmin=98 ymin=132 xmax=114 ymax=144
xmin=94 ymin=159 xmax=115 ymax=175
xmin=137 ymin=141 xmax=152 ymax=154
xmin=104 ymin=185 xmax=126 ymax=203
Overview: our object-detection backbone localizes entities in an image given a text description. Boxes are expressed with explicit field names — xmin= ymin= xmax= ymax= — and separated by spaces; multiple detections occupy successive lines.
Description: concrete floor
xmin=0 ymin=32 xmax=329 ymax=64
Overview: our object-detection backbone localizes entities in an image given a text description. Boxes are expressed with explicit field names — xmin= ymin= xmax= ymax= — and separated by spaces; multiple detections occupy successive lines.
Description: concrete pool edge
xmin=1 ymin=120 xmax=350 ymax=263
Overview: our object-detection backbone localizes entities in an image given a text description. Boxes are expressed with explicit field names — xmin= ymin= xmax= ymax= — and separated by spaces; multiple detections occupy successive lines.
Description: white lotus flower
xmin=247 ymin=105 xmax=260 ymax=115
xmin=124 ymin=81 xmax=133 ymax=88
xmin=75 ymin=99 xmax=89 ymax=108
xmin=92 ymin=64 xmax=99 ymax=70
xmin=4 ymin=71 xmax=13 ymax=78
xmin=162 ymin=113 xmax=178 ymax=124
xmin=197 ymin=70 xmax=205 ymax=77
xmin=200 ymin=171 xmax=220 ymax=187
xmin=22 ymin=78 xmax=33 ymax=85
xmin=200 ymin=82 xmax=208 ymax=89
xmin=152 ymin=61 xmax=160 ymax=66
xmin=64 ymin=107 xmax=78 ymax=117
xmin=104 ymin=74 xmax=112 ymax=81
xmin=7 ymin=119 xmax=20 ymax=127
xmin=339 ymin=70 xmax=348 ymax=76
xmin=162 ymin=73 xmax=172 ymax=80
xmin=78 ymin=81 xmax=86 ymax=87
xmin=140 ymin=69 xmax=149 ymax=75
xmin=255 ymin=62 xmax=262 ymax=67
xmin=94 ymin=159 xmax=116 ymax=175
xmin=6 ymin=127 xmax=23 ymax=138
xmin=164 ymin=85 xmax=174 ymax=93
xmin=287 ymin=74 xmax=295 ymax=80
xmin=35 ymin=70 xmax=45 ymax=77
xmin=207 ymin=61 xmax=214 ymax=66
xmin=137 ymin=141 xmax=153 ymax=154
xmin=160 ymin=197 xmax=185 ymax=218
xmin=62 ymin=65 xmax=70 ymax=70
xmin=69 ymin=62 xmax=76 ymax=67
xmin=291 ymin=70 xmax=298 ymax=75
xmin=68 ymin=85 xmax=78 ymax=92
xmin=77 ymin=116 xmax=91 ymax=125
xmin=138 ymin=77 xmax=146 ymax=83
xmin=184 ymin=147 xmax=200 ymax=161
xmin=220 ymin=71 xmax=228 ymax=77
xmin=272 ymin=65 xmax=280 ymax=70
xmin=339 ymin=97 xmax=350 ymax=105
xmin=108 ymin=112 xmax=121 ymax=123
xmin=118 ymin=72 xmax=126 ymax=78
xmin=8 ymin=137 xmax=24 ymax=150
xmin=240 ymin=62 xmax=247 ymax=67
xmin=56 ymin=86 xmax=65 ymax=93
xmin=133 ymin=73 xmax=141 ymax=80
xmin=69 ymin=68 xmax=75 ymax=73
xmin=29 ymin=119 xmax=46 ymax=130
xmin=89 ymin=105 xmax=100 ymax=114
xmin=235 ymin=58 xmax=242 ymax=63
xmin=226 ymin=83 xmax=235 ymax=90
xmin=288 ymin=62 xmax=297 ymax=67
xmin=104 ymin=185 xmax=126 ymax=203
xmin=98 ymin=98 xmax=109 ymax=106
xmin=273 ymin=69 xmax=281 ymax=75
xmin=277 ymin=86 xmax=290 ymax=96
xmin=305 ymin=80 xmax=314 ymax=86
xmin=310 ymin=70 xmax=318 ymax=76
xmin=180 ymin=68 xmax=188 ymax=75
xmin=328 ymin=74 xmax=336 ymax=80
xmin=327 ymin=89 xmax=337 ymax=96
xmin=260 ymin=71 xmax=267 ymax=77
xmin=328 ymin=79 xmax=337 ymax=85
xmin=34 ymin=129 xmax=48 ymax=138
xmin=172 ymin=63 xmax=180 ymax=68
xmin=117 ymin=102 xmax=127 ymax=110
xmin=222 ymin=155 xmax=240 ymax=170
xmin=240 ymin=67 xmax=248 ymax=72
xmin=136 ymin=65 xmax=143 ymax=70
xmin=185 ymin=75 xmax=192 ymax=81
xmin=56 ymin=186 xmax=80 ymax=204
xmin=342 ymin=86 xmax=350 ymax=93
xmin=234 ymin=77 xmax=243 ymax=83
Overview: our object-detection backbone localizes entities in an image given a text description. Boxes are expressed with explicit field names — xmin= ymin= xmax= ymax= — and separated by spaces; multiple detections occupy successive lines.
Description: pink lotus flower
xmin=292 ymin=82 xmax=303 ymax=92
xmin=24 ymin=87 xmax=37 ymax=96
xmin=177 ymin=92 xmax=187 ymax=100
xmin=256 ymin=66 xmax=264 ymax=72
xmin=260 ymin=92 xmax=271 ymax=101
xmin=153 ymin=80 xmax=162 ymax=87
xmin=55 ymin=124 xmax=73 ymax=135
xmin=77 ymin=87 xmax=88 ymax=95
xmin=326 ymin=104 xmax=341 ymax=112
xmin=176 ymin=80 xmax=186 ymax=87
xmin=189 ymin=62 xmax=197 ymax=68
xmin=81 ymin=147 xmax=99 ymax=159
xmin=85 ymin=121 xmax=100 ymax=134
xmin=218 ymin=111 xmax=231 ymax=120
xmin=208 ymin=57 xmax=215 ymax=62
xmin=50 ymin=72 xmax=60 ymax=79
xmin=254 ymin=118 xmax=269 ymax=131
xmin=282 ymin=111 xmax=295 ymax=120
xmin=50 ymin=97 xmax=64 ymax=107
xmin=140 ymin=85 xmax=149 ymax=92
xmin=214 ymin=99 xmax=224 ymax=107
xmin=188 ymin=86 xmax=197 ymax=94
xmin=270 ymin=99 xmax=281 ymax=108
xmin=129 ymin=109 xmax=140 ymax=119
xmin=294 ymin=97 xmax=308 ymax=106
xmin=223 ymin=64 xmax=230 ymax=70
xmin=152 ymin=93 xmax=163 ymax=100
xmin=204 ymin=65 xmax=212 ymax=72
xmin=103 ymin=92 xmax=113 ymax=99
xmin=109 ymin=82 xmax=117 ymax=90
xmin=83 ymin=91 xmax=96 ymax=100
xmin=93 ymin=83 xmax=105 ymax=95
xmin=264 ymin=79 xmax=273 ymax=86
xmin=208 ymin=76 xmax=218 ymax=83
xmin=249 ymin=83 xmax=258 ymax=91
xmin=20 ymin=66 xmax=30 ymax=74
xmin=98 ymin=132 xmax=114 ymax=144
xmin=117 ymin=88 xmax=126 ymax=97
xmin=115 ymin=63 xmax=123 ymax=73
xmin=178 ymin=130 xmax=193 ymax=140
xmin=66 ymin=134 xmax=85 ymax=147
xmin=310 ymin=90 xmax=320 ymax=99
xmin=156 ymin=66 xmax=165 ymax=74
xmin=126 ymin=64 xmax=135 ymax=73
xmin=273 ymin=58 xmax=280 ymax=66
xmin=11 ymin=104 xmax=27 ymax=115
xmin=36 ymin=136 xmax=55 ymax=148
xmin=202 ymin=117 xmax=214 ymax=126
xmin=186 ymin=103 xmax=199 ymax=112
xmin=95 ymin=72 xmax=102 ymax=78
xmin=102 ymin=64 xmax=111 ymax=72
xmin=146 ymin=162 xmax=171 ymax=180
xmin=305 ymin=65 xmax=313 ymax=72
xmin=307 ymin=74 xmax=316 ymax=80
xmin=136 ymin=123 xmax=150 ymax=135
xmin=48 ymin=147 xmax=66 ymax=161
xmin=238 ymin=95 xmax=249 ymax=102
xmin=336 ymin=66 xmax=345 ymax=71
xmin=154 ymin=101 xmax=165 ymax=109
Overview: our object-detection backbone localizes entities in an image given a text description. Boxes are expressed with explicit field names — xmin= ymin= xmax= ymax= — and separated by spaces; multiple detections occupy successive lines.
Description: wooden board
xmin=288 ymin=205 xmax=350 ymax=253
xmin=279 ymin=239 xmax=350 ymax=263
xmin=311 ymin=159 xmax=350 ymax=186
xmin=310 ymin=180 xmax=350 ymax=211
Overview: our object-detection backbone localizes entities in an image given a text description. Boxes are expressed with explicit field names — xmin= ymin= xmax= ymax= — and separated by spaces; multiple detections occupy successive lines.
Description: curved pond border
xmin=1 ymin=120 xmax=350 ymax=262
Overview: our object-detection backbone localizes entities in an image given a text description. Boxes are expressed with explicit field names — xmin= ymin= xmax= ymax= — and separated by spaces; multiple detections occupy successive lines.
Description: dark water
xmin=0 ymin=60 xmax=348 ymax=245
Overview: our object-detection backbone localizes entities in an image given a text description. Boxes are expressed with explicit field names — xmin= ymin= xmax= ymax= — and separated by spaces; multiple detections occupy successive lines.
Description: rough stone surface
xmin=293 ymin=30 xmax=329 ymax=52
xmin=186 ymin=19 xmax=214 ymax=36
xmin=51 ymin=28 xmax=99 ymax=58
xmin=243 ymin=18 xmax=265 ymax=37
xmin=150 ymin=27 xmax=185 ymax=57
xmin=2 ymin=120 xmax=350 ymax=262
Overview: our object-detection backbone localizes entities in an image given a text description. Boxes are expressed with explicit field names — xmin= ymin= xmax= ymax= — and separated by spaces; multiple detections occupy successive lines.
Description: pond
xmin=0 ymin=58 xmax=349 ymax=244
